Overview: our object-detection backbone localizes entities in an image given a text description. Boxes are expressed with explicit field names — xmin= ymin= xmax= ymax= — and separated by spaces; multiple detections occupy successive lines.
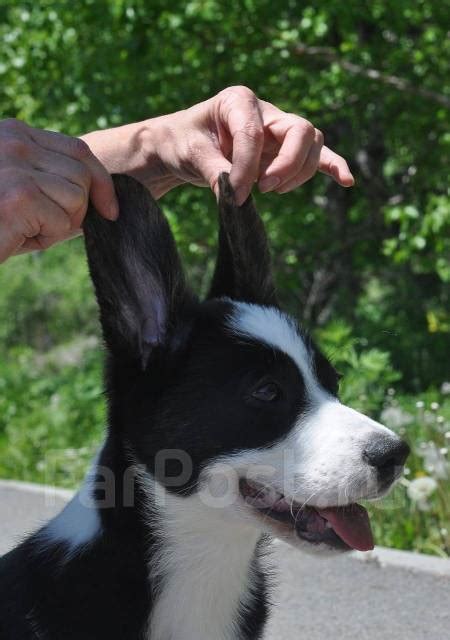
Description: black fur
xmin=83 ymin=174 xmax=191 ymax=370
xmin=209 ymin=173 xmax=278 ymax=306
xmin=0 ymin=174 xmax=337 ymax=639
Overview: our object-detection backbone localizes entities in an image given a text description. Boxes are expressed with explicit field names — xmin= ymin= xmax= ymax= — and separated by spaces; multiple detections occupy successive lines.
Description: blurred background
xmin=0 ymin=0 xmax=448 ymax=555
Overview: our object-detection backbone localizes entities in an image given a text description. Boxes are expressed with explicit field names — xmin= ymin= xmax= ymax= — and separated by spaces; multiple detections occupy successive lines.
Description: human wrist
xmin=81 ymin=117 xmax=180 ymax=199
xmin=81 ymin=121 xmax=142 ymax=173
xmin=135 ymin=114 xmax=184 ymax=198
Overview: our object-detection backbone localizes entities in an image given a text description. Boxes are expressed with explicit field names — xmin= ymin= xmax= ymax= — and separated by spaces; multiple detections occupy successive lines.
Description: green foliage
xmin=0 ymin=239 xmax=98 ymax=349
xmin=316 ymin=320 xmax=401 ymax=413
xmin=0 ymin=1 xmax=449 ymax=555
xmin=0 ymin=342 xmax=104 ymax=487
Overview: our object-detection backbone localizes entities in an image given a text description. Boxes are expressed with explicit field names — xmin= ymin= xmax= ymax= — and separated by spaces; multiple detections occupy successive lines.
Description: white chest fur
xmin=143 ymin=480 xmax=262 ymax=640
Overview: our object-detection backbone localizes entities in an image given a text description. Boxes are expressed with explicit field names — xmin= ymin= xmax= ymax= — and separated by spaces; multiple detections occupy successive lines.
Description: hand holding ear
xmin=137 ymin=86 xmax=354 ymax=204
xmin=0 ymin=118 xmax=118 ymax=263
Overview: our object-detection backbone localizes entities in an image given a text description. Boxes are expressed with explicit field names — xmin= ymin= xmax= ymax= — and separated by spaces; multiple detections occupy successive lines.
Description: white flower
xmin=417 ymin=442 xmax=449 ymax=479
xmin=407 ymin=477 xmax=438 ymax=508
xmin=380 ymin=406 xmax=413 ymax=429
xmin=430 ymin=401 xmax=440 ymax=411
xmin=441 ymin=382 xmax=450 ymax=395
xmin=416 ymin=499 xmax=432 ymax=512
xmin=416 ymin=400 xmax=425 ymax=409
xmin=50 ymin=393 xmax=60 ymax=408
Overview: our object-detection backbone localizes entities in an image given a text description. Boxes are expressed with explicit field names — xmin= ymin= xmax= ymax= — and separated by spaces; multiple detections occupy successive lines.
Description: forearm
xmin=80 ymin=118 xmax=180 ymax=198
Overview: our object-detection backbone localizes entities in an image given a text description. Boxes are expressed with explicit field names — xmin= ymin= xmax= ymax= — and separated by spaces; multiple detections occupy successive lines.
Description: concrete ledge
xmin=1 ymin=480 xmax=449 ymax=640
xmin=353 ymin=545 xmax=450 ymax=577
xmin=0 ymin=478 xmax=75 ymax=500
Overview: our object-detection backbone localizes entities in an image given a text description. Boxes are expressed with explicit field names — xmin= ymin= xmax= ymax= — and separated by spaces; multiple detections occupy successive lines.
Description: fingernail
xmin=235 ymin=186 xmax=250 ymax=206
xmin=259 ymin=176 xmax=281 ymax=193
xmin=339 ymin=171 xmax=355 ymax=187
xmin=346 ymin=174 xmax=355 ymax=187
xmin=109 ymin=200 xmax=119 ymax=220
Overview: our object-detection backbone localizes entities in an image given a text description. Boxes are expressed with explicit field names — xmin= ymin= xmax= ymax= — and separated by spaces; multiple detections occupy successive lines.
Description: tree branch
xmin=294 ymin=44 xmax=450 ymax=108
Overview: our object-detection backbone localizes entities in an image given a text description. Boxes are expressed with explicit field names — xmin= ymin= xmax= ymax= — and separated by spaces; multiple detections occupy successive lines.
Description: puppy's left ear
xmin=208 ymin=173 xmax=278 ymax=306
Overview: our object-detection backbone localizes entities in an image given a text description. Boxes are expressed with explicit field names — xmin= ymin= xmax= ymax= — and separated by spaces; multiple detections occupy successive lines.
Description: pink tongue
xmin=317 ymin=504 xmax=374 ymax=551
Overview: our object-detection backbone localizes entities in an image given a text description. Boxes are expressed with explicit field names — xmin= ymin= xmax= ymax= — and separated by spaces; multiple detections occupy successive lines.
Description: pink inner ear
xmin=142 ymin=316 xmax=163 ymax=347
xmin=141 ymin=293 xmax=166 ymax=347
xmin=140 ymin=296 xmax=168 ymax=369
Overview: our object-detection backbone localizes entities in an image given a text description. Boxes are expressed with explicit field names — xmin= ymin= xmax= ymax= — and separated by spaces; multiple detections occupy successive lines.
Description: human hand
xmin=141 ymin=85 xmax=354 ymax=204
xmin=0 ymin=118 xmax=118 ymax=263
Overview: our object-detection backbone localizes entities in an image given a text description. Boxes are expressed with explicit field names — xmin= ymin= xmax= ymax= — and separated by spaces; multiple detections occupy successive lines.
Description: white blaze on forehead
xmin=227 ymin=302 xmax=325 ymax=401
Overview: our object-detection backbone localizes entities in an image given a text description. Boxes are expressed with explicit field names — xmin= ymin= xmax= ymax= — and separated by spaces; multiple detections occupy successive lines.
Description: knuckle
xmin=228 ymin=84 xmax=255 ymax=98
xmin=0 ymin=118 xmax=26 ymax=134
xmin=285 ymin=112 xmax=303 ymax=124
xmin=73 ymin=161 xmax=91 ymax=187
xmin=238 ymin=121 xmax=264 ymax=144
xmin=0 ymin=199 xmax=14 ymax=223
xmin=38 ymin=237 xmax=56 ymax=250
xmin=72 ymin=184 xmax=88 ymax=210
xmin=303 ymin=158 xmax=319 ymax=180
xmin=186 ymin=138 xmax=205 ymax=161
xmin=9 ymin=181 xmax=36 ymax=206
xmin=221 ymin=85 xmax=258 ymax=108
xmin=209 ymin=175 xmax=219 ymax=192
xmin=2 ymin=135 xmax=29 ymax=159
xmin=69 ymin=137 xmax=92 ymax=160
xmin=301 ymin=121 xmax=315 ymax=140
xmin=63 ymin=213 xmax=73 ymax=232
xmin=315 ymin=128 xmax=324 ymax=145
xmin=1 ymin=180 xmax=35 ymax=219
xmin=305 ymin=123 xmax=316 ymax=139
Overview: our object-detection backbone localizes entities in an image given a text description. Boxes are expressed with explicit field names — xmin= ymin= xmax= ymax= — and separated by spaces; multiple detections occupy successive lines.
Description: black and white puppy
xmin=0 ymin=174 xmax=409 ymax=640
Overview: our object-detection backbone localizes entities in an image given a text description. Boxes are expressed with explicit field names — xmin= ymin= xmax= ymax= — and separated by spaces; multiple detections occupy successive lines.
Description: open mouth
xmin=239 ymin=479 xmax=374 ymax=552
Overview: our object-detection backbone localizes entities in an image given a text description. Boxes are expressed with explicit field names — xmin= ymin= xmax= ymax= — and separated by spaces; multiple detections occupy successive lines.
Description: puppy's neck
xmin=138 ymin=474 xmax=263 ymax=640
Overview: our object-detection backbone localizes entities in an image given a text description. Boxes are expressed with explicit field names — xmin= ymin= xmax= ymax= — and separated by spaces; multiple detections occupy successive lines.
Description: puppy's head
xmin=84 ymin=174 xmax=409 ymax=554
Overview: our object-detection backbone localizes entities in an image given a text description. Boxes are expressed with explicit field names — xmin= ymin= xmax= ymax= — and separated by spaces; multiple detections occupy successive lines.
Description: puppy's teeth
xmin=260 ymin=488 xmax=280 ymax=508
xmin=242 ymin=481 xmax=284 ymax=509
xmin=272 ymin=498 xmax=290 ymax=512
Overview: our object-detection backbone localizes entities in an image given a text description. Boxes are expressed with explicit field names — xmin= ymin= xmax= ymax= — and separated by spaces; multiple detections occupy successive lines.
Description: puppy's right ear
xmin=84 ymin=174 xmax=187 ymax=370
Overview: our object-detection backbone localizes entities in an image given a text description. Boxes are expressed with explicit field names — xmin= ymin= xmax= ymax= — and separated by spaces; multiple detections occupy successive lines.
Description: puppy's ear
xmin=84 ymin=174 xmax=188 ymax=369
xmin=208 ymin=173 xmax=278 ymax=306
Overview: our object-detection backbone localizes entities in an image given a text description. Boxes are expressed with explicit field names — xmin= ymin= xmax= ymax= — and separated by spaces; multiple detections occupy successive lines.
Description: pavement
xmin=1 ymin=480 xmax=449 ymax=639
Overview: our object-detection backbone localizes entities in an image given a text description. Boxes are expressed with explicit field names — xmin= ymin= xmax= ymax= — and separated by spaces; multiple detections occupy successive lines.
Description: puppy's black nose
xmin=364 ymin=435 xmax=410 ymax=473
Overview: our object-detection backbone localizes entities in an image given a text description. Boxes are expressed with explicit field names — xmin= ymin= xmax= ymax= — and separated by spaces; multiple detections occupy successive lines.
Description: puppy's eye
xmin=252 ymin=382 xmax=280 ymax=402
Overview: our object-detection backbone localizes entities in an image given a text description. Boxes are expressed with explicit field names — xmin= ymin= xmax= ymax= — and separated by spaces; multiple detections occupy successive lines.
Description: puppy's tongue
xmin=317 ymin=504 xmax=374 ymax=551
